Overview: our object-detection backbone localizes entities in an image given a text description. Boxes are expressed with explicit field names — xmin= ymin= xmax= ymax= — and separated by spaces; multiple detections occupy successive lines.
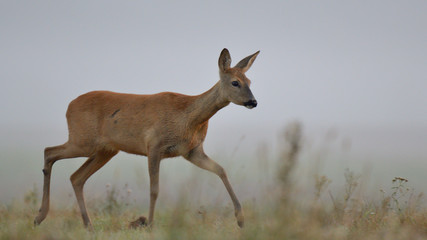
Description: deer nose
xmin=244 ymin=99 xmax=257 ymax=109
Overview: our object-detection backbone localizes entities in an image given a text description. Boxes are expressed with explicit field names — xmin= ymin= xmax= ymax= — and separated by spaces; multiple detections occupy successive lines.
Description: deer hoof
xmin=129 ymin=216 xmax=147 ymax=229
xmin=34 ymin=214 xmax=45 ymax=226
xmin=237 ymin=219 xmax=244 ymax=228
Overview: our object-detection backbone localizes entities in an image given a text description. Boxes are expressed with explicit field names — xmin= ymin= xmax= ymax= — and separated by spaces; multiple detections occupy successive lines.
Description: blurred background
xmin=0 ymin=1 xmax=426 ymax=208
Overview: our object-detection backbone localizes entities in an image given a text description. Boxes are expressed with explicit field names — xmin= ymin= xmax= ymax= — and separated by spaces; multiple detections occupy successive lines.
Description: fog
xmin=0 ymin=1 xmax=426 ymax=205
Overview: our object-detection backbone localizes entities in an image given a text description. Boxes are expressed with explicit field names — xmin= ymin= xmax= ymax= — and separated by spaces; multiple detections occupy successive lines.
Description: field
xmin=2 ymin=123 xmax=427 ymax=240
xmin=2 ymin=180 xmax=427 ymax=240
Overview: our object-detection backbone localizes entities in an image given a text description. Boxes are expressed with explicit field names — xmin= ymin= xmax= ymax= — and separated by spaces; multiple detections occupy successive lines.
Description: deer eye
xmin=231 ymin=81 xmax=240 ymax=87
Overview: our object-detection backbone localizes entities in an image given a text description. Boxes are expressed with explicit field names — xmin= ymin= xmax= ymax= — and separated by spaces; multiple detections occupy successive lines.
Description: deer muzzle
xmin=244 ymin=99 xmax=257 ymax=109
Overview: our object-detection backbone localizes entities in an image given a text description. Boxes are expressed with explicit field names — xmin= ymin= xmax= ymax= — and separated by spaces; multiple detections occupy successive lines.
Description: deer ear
xmin=234 ymin=51 xmax=260 ymax=73
xmin=218 ymin=48 xmax=232 ymax=72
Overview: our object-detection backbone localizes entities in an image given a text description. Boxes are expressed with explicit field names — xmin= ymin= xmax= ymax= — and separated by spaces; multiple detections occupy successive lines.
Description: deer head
xmin=218 ymin=48 xmax=260 ymax=109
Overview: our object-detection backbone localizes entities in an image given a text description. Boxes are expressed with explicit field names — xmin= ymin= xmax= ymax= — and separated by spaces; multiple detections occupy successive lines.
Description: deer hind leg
xmin=34 ymin=142 xmax=89 ymax=226
xmin=185 ymin=146 xmax=244 ymax=228
xmin=70 ymin=150 xmax=118 ymax=230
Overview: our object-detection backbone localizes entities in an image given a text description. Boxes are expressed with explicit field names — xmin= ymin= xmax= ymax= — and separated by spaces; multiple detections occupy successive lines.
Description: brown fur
xmin=34 ymin=48 xmax=260 ymax=229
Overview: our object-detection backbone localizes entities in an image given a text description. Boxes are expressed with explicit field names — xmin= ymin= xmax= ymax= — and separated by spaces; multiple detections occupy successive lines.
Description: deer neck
xmin=189 ymin=81 xmax=230 ymax=125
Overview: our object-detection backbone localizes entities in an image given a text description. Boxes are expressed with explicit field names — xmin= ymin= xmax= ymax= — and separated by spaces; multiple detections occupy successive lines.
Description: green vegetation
xmin=2 ymin=123 xmax=427 ymax=239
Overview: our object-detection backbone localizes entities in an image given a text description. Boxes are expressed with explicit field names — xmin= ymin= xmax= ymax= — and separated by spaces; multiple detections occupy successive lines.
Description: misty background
xmin=0 ymin=1 xmax=426 ymax=207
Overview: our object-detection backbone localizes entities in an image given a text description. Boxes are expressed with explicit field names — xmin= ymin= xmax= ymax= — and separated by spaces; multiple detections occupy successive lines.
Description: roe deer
xmin=34 ymin=48 xmax=260 ymax=229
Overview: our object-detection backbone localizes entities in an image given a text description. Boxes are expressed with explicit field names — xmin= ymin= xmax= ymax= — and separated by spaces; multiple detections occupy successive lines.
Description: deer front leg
xmin=185 ymin=146 xmax=244 ymax=228
xmin=128 ymin=152 xmax=161 ymax=229
xmin=148 ymin=152 xmax=161 ymax=226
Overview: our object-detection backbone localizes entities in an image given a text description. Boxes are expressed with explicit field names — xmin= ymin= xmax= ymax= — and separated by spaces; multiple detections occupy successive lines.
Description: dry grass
xmin=2 ymin=183 xmax=427 ymax=240
xmin=2 ymin=122 xmax=427 ymax=239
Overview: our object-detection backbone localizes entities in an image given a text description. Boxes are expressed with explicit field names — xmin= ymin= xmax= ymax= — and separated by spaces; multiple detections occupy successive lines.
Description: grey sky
xmin=1 ymin=1 xmax=426 ymax=131
xmin=0 ymin=1 xmax=426 ymax=202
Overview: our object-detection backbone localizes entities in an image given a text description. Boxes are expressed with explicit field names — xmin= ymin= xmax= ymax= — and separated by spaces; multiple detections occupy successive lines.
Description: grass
xmin=2 ymin=183 xmax=427 ymax=240
xmin=2 ymin=122 xmax=427 ymax=239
